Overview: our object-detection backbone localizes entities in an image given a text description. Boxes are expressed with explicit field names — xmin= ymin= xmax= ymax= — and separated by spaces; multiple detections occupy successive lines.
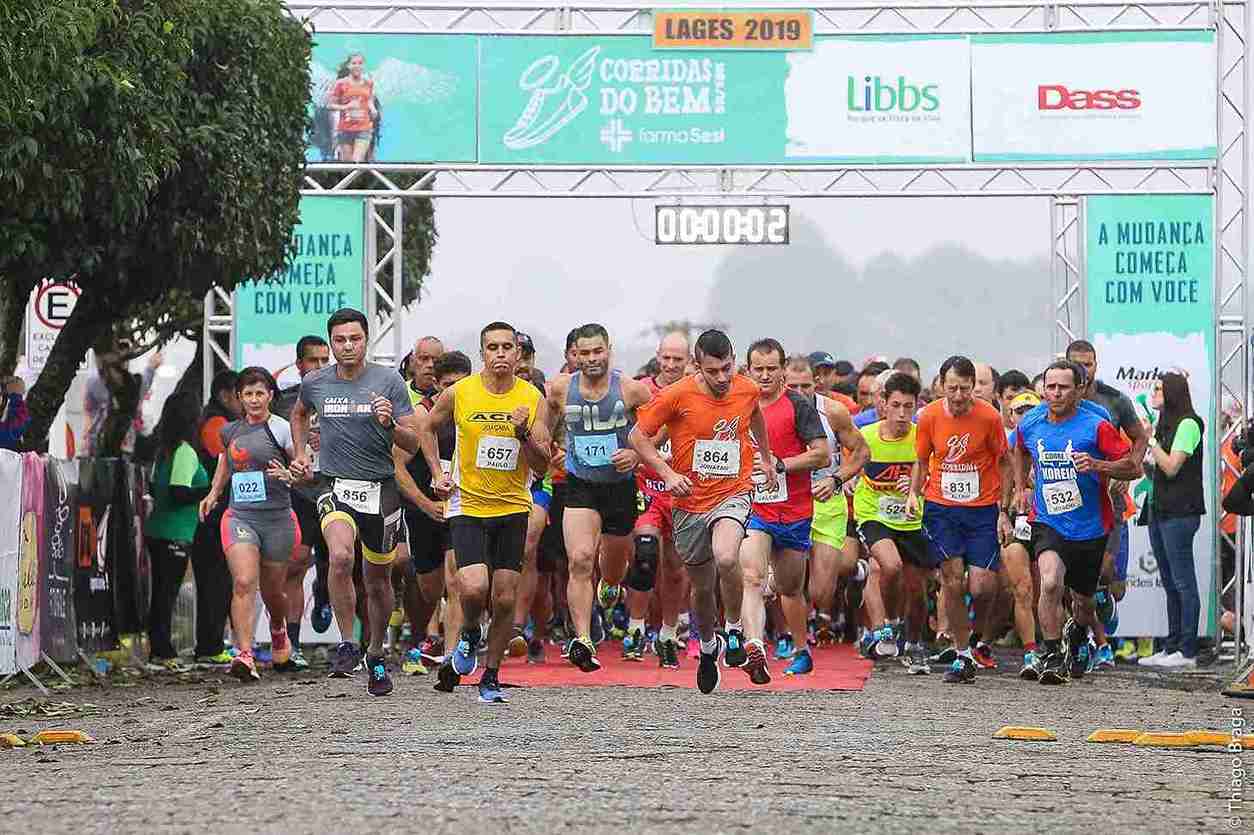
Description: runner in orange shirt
xmin=630 ymin=329 xmax=777 ymax=695
xmin=328 ymin=53 xmax=377 ymax=162
xmin=907 ymin=355 xmax=1014 ymax=683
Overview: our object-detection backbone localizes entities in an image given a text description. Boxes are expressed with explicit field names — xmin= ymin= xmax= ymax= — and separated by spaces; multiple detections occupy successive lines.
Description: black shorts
xmin=857 ymin=520 xmax=939 ymax=570
xmin=1030 ymin=522 xmax=1105 ymax=598
xmin=403 ymin=505 xmax=451 ymax=574
xmin=317 ymin=477 xmax=402 ymax=566
xmin=450 ymin=513 xmax=528 ymax=573
xmin=538 ymin=482 xmax=568 ymax=573
xmin=561 ymin=474 xmax=638 ymax=536
xmin=292 ymin=489 xmax=327 ymax=560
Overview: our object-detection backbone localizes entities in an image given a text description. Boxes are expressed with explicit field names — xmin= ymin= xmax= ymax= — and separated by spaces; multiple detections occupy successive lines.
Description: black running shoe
xmin=567 ymin=637 xmax=602 ymax=673
xmin=434 ymin=660 xmax=460 ymax=693
xmin=328 ymin=641 xmax=361 ymax=678
xmin=942 ymin=655 xmax=976 ymax=684
xmin=724 ymin=629 xmax=748 ymax=668
xmin=1038 ymin=651 xmax=1070 ymax=685
xmin=697 ymin=634 xmax=725 ymax=695
xmin=656 ymin=638 xmax=680 ymax=670
xmin=365 ymin=655 xmax=393 ymax=697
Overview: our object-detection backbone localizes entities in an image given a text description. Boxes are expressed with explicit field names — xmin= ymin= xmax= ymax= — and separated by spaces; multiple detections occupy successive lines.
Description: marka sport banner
xmin=301 ymin=28 xmax=1215 ymax=165
xmin=1086 ymin=195 xmax=1216 ymax=638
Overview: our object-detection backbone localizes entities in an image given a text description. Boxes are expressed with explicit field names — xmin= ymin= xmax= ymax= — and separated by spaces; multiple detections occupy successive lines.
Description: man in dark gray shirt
xmin=1065 ymin=339 xmax=1149 ymax=671
xmin=290 ymin=309 xmax=420 ymax=696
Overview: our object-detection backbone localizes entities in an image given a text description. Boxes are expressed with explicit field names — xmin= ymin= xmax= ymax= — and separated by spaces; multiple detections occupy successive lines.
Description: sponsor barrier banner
xmin=972 ymin=32 xmax=1217 ymax=161
xmin=478 ymin=35 xmax=972 ymax=164
xmin=233 ymin=197 xmax=366 ymax=378
xmin=17 ymin=453 xmax=44 ymax=670
xmin=110 ymin=461 xmax=149 ymax=636
xmin=41 ymin=458 xmax=78 ymax=664
xmin=1086 ymin=194 xmax=1216 ymax=637
xmin=76 ymin=459 xmax=117 ymax=653
xmin=0 ymin=452 xmax=20 ymax=673
xmin=306 ymin=33 xmax=478 ymax=164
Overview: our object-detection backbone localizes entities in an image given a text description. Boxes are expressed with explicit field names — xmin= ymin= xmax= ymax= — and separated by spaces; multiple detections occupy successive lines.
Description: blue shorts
xmin=1106 ymin=521 xmax=1129 ymax=582
xmin=746 ymin=516 xmax=812 ymax=553
xmin=922 ymin=502 xmax=1001 ymax=571
xmin=531 ymin=484 xmax=553 ymax=513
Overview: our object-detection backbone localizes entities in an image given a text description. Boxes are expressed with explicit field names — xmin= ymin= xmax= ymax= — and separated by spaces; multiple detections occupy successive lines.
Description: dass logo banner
xmin=972 ymin=32 xmax=1215 ymax=161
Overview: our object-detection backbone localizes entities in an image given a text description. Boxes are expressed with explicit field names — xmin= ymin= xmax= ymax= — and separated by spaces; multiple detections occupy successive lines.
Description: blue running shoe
xmin=774 ymin=634 xmax=797 ymax=661
xmin=1093 ymin=643 xmax=1115 ymax=671
xmin=724 ymin=629 xmax=748 ymax=668
xmin=857 ymin=629 xmax=878 ymax=659
xmin=451 ymin=628 xmax=480 ymax=676
xmin=312 ymin=601 xmax=333 ymax=635
xmin=1094 ymin=589 xmax=1119 ymax=634
xmin=478 ymin=673 xmax=508 ymax=704
xmin=783 ymin=649 xmax=814 ymax=676
xmin=1019 ymin=650 xmax=1043 ymax=681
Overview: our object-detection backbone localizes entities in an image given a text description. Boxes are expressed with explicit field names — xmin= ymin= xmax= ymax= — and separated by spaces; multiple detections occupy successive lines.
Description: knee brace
xmin=627 ymin=534 xmax=659 ymax=592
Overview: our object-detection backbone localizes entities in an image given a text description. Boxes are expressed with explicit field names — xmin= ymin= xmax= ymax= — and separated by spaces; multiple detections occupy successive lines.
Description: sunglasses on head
xmin=1013 ymin=405 xmax=1034 ymax=415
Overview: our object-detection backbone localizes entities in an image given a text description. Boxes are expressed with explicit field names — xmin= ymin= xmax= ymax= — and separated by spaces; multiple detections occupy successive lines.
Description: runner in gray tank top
xmin=544 ymin=324 xmax=655 ymax=673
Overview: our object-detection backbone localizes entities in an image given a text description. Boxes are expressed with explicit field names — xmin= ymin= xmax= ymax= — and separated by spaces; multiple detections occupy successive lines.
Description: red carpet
xmin=466 ymin=642 xmax=872 ymax=692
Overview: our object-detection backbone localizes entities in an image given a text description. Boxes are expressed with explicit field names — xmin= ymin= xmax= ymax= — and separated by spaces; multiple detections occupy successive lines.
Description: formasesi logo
xmin=1037 ymin=84 xmax=1141 ymax=111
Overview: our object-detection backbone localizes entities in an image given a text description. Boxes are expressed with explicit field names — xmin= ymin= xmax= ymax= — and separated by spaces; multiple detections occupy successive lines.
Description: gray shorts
xmin=672 ymin=493 xmax=752 ymax=567
xmin=222 ymin=507 xmax=300 ymax=564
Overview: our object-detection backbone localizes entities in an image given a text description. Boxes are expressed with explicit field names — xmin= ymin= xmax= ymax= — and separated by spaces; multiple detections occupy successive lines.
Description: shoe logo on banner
xmin=504 ymin=47 xmax=600 ymax=150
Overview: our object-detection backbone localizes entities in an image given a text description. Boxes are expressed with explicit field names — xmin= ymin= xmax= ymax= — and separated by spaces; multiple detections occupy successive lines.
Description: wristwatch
xmin=775 ymin=459 xmax=786 ymax=475
xmin=831 ymin=474 xmax=844 ymax=491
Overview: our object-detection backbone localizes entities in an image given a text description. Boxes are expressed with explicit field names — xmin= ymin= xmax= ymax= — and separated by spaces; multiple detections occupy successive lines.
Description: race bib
xmin=231 ymin=471 xmax=267 ymax=504
xmin=574 ymin=433 xmax=619 ymax=468
xmin=940 ymin=470 xmax=980 ymax=503
xmin=334 ymin=478 xmax=381 ymax=514
xmin=476 ymin=435 xmax=520 ymax=472
xmin=877 ymin=495 xmax=909 ymax=523
xmin=1014 ymin=514 xmax=1032 ymax=541
xmin=753 ymin=475 xmax=788 ymax=504
xmin=347 ymin=108 xmax=367 ymax=121
xmin=1042 ymin=480 xmax=1082 ymax=515
xmin=692 ymin=439 xmax=739 ymax=478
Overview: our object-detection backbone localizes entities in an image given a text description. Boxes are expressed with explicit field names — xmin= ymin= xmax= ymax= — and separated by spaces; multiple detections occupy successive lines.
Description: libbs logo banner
xmin=847 ymin=75 xmax=939 ymax=112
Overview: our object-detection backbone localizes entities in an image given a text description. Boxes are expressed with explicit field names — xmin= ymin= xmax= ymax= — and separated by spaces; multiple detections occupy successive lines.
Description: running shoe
xmin=1136 ymin=636 xmax=1155 ymax=658
xmin=814 ymin=614 xmax=837 ymax=646
xmin=230 ymin=651 xmax=261 ymax=683
xmin=656 ymin=638 xmax=680 ymax=670
xmin=419 ymin=635 xmax=444 ymax=663
xmin=507 ymin=626 xmax=528 ymax=659
xmin=906 ymin=644 xmax=930 ymax=676
xmin=724 ymin=629 xmax=748 ymax=668
xmin=873 ymin=627 xmax=899 ymax=658
xmin=365 ymin=655 xmax=393 ymax=697
xmin=144 ymin=657 xmax=191 ymax=674
xmin=451 ymin=629 xmax=481 ymax=677
xmin=311 ymin=593 xmax=332 ymax=634
xmin=857 ymin=629 xmax=879 ymax=659
xmin=597 ymin=579 xmax=622 ymax=610
xmin=194 ymin=650 xmax=234 ymax=668
xmin=328 ymin=642 xmax=362 ymax=678
xmin=1038 ymin=651 xmax=1070 ymax=685
xmin=567 ymin=637 xmax=602 ymax=673
xmin=1019 ymin=650 xmax=1043 ymax=681
xmin=1115 ymin=639 xmax=1138 ymax=662
xmin=434 ymin=661 xmax=460 ymax=693
xmin=972 ymin=641 xmax=998 ymax=670
xmin=402 ymin=648 xmax=428 ymax=675
xmin=743 ymin=640 xmax=771 ymax=685
xmin=527 ymin=638 xmax=546 ymax=664
xmin=774 ymin=634 xmax=797 ymax=661
xmin=942 ymin=654 xmax=976 ymax=684
xmin=478 ymin=673 xmax=508 ymax=704
xmin=270 ymin=629 xmax=291 ymax=668
xmin=1064 ymin=620 xmax=1088 ymax=680
xmin=930 ymin=641 xmax=958 ymax=665
xmin=1093 ymin=643 xmax=1116 ymax=671
xmin=289 ymin=648 xmax=309 ymax=671
xmin=622 ymin=628 xmax=646 ymax=662
xmin=1094 ymin=588 xmax=1119 ymax=634
xmin=697 ymin=634 xmax=725 ymax=695
xmin=590 ymin=608 xmax=606 ymax=645
xmin=784 ymin=648 xmax=814 ymax=677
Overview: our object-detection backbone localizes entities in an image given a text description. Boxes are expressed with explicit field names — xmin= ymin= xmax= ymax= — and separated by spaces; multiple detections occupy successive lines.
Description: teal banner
xmin=306 ymin=33 xmax=478 ymax=163
xmin=476 ymin=34 xmax=972 ymax=164
xmin=234 ymin=196 xmax=366 ymax=374
xmin=1086 ymin=194 xmax=1216 ymax=637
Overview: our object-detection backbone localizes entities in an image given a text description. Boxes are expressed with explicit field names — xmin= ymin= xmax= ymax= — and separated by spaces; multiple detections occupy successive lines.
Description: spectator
xmin=1142 ymin=372 xmax=1205 ymax=670
xmin=144 ymin=393 xmax=209 ymax=670
xmin=0 ymin=376 xmax=30 ymax=451
xmin=189 ymin=370 xmax=240 ymax=666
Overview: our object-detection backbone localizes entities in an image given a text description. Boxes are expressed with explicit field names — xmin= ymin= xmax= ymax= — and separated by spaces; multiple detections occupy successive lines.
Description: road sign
xmin=25 ymin=281 xmax=80 ymax=375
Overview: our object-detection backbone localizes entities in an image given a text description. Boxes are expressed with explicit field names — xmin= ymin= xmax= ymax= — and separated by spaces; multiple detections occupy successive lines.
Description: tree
xmin=19 ymin=0 xmax=312 ymax=451
xmin=0 ymin=0 xmax=196 ymax=377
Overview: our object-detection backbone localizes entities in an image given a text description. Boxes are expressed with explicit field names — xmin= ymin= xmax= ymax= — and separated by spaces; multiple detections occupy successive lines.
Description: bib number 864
xmin=699 ymin=449 xmax=730 ymax=464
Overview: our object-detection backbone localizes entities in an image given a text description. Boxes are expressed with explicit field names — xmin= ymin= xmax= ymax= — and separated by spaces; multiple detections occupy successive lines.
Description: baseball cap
xmin=1009 ymin=392 xmax=1042 ymax=411
xmin=833 ymin=359 xmax=855 ymax=376
xmin=807 ymin=351 xmax=837 ymax=369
